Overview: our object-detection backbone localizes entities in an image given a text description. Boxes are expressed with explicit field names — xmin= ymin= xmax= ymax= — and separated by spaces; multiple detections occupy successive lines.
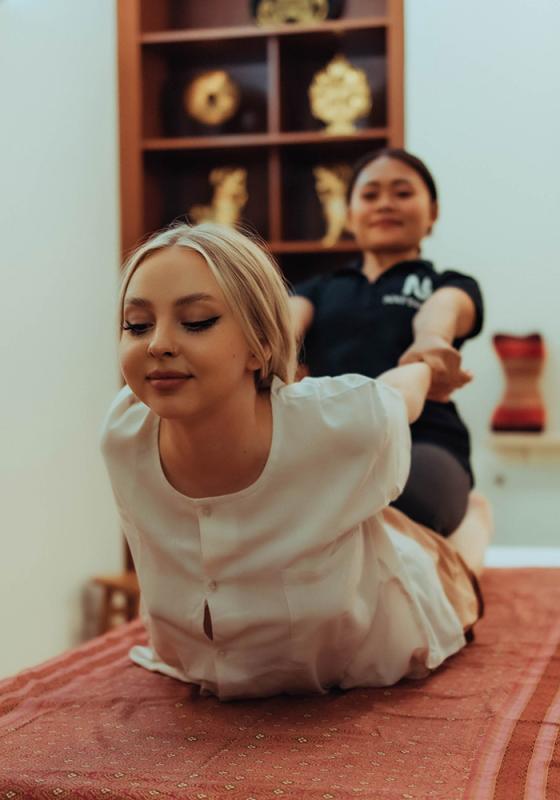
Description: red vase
xmin=491 ymin=333 xmax=546 ymax=432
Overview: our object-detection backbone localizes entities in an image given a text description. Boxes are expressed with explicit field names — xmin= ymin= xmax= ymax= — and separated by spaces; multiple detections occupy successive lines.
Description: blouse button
xmin=200 ymin=505 xmax=212 ymax=517
xmin=207 ymin=580 xmax=217 ymax=592
xmin=217 ymin=650 xmax=226 ymax=658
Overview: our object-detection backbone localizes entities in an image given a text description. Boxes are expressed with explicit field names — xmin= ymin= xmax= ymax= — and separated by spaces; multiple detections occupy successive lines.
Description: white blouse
xmin=100 ymin=374 xmax=466 ymax=700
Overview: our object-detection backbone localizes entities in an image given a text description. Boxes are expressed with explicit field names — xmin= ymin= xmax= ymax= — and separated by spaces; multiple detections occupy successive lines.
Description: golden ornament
xmin=308 ymin=54 xmax=372 ymax=135
xmin=255 ymin=0 xmax=329 ymax=25
xmin=183 ymin=70 xmax=241 ymax=127
xmin=189 ymin=167 xmax=249 ymax=227
xmin=313 ymin=163 xmax=352 ymax=246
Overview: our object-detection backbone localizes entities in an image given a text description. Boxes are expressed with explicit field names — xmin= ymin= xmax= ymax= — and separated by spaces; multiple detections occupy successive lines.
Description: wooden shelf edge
xmin=488 ymin=433 xmax=560 ymax=452
xmin=143 ymin=128 xmax=390 ymax=152
xmin=269 ymin=240 xmax=359 ymax=254
xmin=140 ymin=17 xmax=390 ymax=45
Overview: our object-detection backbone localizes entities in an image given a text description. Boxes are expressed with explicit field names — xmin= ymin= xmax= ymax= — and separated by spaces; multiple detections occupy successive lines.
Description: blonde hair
xmin=119 ymin=222 xmax=297 ymax=389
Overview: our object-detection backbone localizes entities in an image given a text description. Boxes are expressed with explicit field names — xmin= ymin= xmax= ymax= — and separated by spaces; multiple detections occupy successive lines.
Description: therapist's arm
xmin=398 ymin=288 xmax=476 ymax=401
xmin=289 ymin=295 xmax=315 ymax=344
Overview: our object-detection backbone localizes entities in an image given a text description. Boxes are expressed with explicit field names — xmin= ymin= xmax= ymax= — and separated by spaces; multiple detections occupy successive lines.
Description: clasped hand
xmin=398 ymin=333 xmax=473 ymax=403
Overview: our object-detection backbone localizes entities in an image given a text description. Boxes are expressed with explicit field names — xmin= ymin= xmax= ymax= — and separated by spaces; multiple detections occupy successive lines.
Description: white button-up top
xmin=100 ymin=374 xmax=465 ymax=700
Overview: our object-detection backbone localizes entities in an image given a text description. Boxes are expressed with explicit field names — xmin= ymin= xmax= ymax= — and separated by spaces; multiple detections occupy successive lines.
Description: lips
xmin=372 ymin=218 xmax=403 ymax=227
xmin=146 ymin=370 xmax=193 ymax=392
xmin=147 ymin=370 xmax=192 ymax=380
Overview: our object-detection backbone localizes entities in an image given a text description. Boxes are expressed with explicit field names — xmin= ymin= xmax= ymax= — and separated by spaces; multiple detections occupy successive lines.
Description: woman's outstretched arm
xmin=398 ymin=287 xmax=476 ymax=401
xmin=377 ymin=362 xmax=431 ymax=424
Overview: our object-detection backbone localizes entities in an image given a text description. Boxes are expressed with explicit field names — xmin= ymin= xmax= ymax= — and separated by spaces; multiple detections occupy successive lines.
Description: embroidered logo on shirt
xmin=382 ymin=275 xmax=433 ymax=309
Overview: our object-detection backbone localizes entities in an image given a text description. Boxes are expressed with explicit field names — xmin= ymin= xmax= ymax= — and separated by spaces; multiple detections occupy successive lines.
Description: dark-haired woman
xmin=290 ymin=148 xmax=489 ymax=539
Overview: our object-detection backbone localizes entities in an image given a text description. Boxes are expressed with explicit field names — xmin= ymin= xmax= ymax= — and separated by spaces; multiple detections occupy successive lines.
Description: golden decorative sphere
xmin=309 ymin=54 xmax=372 ymax=135
xmin=256 ymin=0 xmax=329 ymax=25
xmin=183 ymin=70 xmax=241 ymax=127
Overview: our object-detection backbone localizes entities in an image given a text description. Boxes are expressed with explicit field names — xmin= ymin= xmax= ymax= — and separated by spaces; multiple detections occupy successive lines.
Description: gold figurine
xmin=309 ymin=54 xmax=372 ymax=135
xmin=184 ymin=70 xmax=240 ymax=127
xmin=313 ymin=164 xmax=352 ymax=246
xmin=255 ymin=0 xmax=329 ymax=25
xmin=189 ymin=167 xmax=249 ymax=227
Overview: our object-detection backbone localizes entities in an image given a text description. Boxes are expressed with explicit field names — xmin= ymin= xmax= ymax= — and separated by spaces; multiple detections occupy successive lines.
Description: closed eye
xmin=182 ymin=316 xmax=220 ymax=332
xmin=122 ymin=322 xmax=151 ymax=335
xmin=122 ymin=316 xmax=221 ymax=336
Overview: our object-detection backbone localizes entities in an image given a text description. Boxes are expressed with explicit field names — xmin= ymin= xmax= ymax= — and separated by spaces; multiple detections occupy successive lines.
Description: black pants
xmin=391 ymin=442 xmax=471 ymax=537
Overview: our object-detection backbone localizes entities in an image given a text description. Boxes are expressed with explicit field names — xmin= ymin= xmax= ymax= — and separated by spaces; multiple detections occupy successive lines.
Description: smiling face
xmin=119 ymin=246 xmax=261 ymax=421
xmin=346 ymin=156 xmax=438 ymax=257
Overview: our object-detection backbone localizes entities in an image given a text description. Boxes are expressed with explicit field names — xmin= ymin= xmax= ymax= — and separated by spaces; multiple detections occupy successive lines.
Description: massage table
xmin=1 ymin=568 xmax=558 ymax=799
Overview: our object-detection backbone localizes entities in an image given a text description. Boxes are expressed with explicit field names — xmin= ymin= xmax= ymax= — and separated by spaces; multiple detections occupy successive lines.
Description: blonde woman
xmin=101 ymin=223 xmax=488 ymax=701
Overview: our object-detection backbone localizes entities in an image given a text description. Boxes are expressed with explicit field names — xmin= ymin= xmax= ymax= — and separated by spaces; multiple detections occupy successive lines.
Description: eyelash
xmin=121 ymin=316 xmax=221 ymax=336
xmin=362 ymin=191 xmax=412 ymax=200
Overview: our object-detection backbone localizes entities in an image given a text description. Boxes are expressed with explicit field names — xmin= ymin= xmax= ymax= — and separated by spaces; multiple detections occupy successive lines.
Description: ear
xmin=247 ymin=343 xmax=271 ymax=372
xmin=426 ymin=201 xmax=439 ymax=235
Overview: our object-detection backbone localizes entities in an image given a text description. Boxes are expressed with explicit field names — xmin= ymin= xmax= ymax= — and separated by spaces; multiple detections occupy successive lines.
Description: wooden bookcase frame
xmin=117 ymin=0 xmax=404 ymax=280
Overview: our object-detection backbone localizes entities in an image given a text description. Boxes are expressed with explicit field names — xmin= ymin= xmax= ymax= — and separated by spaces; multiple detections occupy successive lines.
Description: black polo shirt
xmin=294 ymin=259 xmax=484 ymax=481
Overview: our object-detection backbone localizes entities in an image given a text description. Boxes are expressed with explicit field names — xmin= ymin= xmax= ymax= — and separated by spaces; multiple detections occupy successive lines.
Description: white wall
xmin=405 ymin=0 xmax=560 ymax=545
xmin=0 ymin=1 xmax=121 ymax=677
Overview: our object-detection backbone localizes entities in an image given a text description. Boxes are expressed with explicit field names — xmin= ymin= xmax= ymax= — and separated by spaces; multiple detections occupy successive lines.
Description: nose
xmin=374 ymin=190 xmax=394 ymax=211
xmin=147 ymin=323 xmax=179 ymax=358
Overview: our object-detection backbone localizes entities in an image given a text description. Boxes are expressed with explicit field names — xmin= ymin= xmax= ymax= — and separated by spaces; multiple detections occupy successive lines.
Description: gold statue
xmin=189 ymin=168 xmax=248 ymax=227
xmin=313 ymin=164 xmax=352 ymax=246
xmin=255 ymin=0 xmax=329 ymax=25
xmin=309 ymin=54 xmax=372 ymax=135
xmin=184 ymin=70 xmax=240 ymax=126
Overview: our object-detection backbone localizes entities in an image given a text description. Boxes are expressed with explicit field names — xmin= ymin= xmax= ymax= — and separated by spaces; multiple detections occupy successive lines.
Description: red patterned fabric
xmin=1 ymin=569 xmax=559 ymax=799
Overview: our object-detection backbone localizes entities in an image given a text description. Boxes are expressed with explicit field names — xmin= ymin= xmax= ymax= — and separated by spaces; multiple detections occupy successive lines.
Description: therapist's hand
xmin=398 ymin=333 xmax=473 ymax=402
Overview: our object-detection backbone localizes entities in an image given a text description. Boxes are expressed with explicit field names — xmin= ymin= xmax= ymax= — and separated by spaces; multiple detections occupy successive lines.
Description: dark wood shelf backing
xmin=141 ymin=17 xmax=391 ymax=45
xmin=279 ymin=25 xmax=388 ymax=133
xmin=141 ymin=37 xmax=268 ymax=139
xmin=143 ymin=149 xmax=270 ymax=239
xmin=142 ymin=128 xmax=391 ymax=151
xmin=280 ymin=136 xmax=388 ymax=242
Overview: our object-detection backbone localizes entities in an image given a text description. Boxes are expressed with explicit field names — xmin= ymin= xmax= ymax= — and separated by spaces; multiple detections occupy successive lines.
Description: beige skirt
xmin=381 ymin=507 xmax=483 ymax=637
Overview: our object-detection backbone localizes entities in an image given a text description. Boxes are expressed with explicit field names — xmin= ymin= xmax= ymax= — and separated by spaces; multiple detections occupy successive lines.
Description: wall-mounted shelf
xmin=488 ymin=433 xmax=560 ymax=454
xmin=140 ymin=17 xmax=391 ymax=45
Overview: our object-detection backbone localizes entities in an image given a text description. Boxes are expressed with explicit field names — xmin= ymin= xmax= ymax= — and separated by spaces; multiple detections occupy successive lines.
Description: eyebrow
xmin=123 ymin=293 xmax=216 ymax=309
xmin=360 ymin=178 xmax=414 ymax=188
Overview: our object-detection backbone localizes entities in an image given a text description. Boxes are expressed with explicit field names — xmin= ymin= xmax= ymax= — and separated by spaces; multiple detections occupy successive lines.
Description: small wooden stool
xmin=93 ymin=571 xmax=140 ymax=634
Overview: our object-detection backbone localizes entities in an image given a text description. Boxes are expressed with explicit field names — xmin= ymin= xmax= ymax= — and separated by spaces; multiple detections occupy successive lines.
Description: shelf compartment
xmin=143 ymin=149 xmax=269 ymax=239
xmin=140 ymin=0 xmax=254 ymax=32
xmin=279 ymin=137 xmax=387 ymax=242
xmin=142 ymin=38 xmax=268 ymax=139
xmin=279 ymin=26 xmax=387 ymax=133
xmin=140 ymin=1 xmax=388 ymax=34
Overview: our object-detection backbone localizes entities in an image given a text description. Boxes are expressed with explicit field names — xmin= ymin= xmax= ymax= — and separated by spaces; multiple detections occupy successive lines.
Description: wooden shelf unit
xmin=118 ymin=0 xmax=404 ymax=270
